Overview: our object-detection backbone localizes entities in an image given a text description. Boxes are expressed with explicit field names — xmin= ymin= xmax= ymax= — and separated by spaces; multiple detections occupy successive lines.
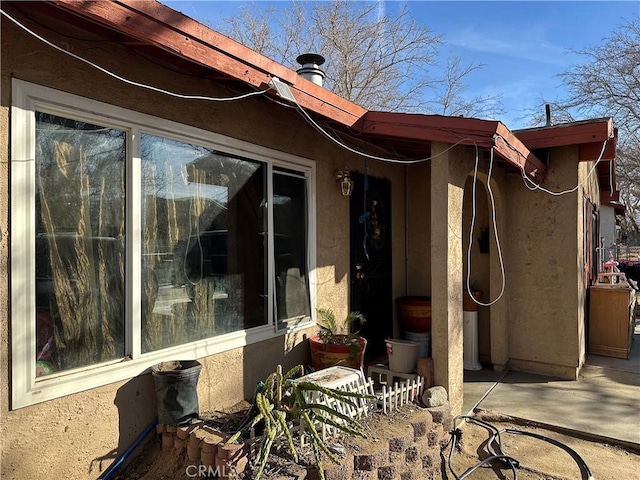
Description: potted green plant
xmin=308 ymin=308 xmax=367 ymax=370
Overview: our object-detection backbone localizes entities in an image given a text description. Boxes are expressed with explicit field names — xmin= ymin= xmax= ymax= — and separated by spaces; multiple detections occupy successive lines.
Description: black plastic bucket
xmin=151 ymin=360 xmax=202 ymax=426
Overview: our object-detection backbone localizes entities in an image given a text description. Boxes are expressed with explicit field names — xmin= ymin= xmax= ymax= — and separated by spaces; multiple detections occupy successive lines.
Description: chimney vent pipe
xmin=296 ymin=53 xmax=326 ymax=87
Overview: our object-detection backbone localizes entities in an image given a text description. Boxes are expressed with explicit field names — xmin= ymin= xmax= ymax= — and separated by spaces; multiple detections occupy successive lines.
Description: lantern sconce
xmin=335 ymin=170 xmax=354 ymax=196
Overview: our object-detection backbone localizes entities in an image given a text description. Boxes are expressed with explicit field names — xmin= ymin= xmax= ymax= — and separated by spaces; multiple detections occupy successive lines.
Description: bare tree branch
xmin=215 ymin=0 xmax=498 ymax=117
xmin=523 ymin=19 xmax=639 ymax=238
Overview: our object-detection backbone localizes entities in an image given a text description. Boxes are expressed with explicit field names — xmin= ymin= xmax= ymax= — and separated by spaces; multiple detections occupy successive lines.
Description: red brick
xmin=201 ymin=437 xmax=219 ymax=453
xmin=161 ymin=433 xmax=175 ymax=450
xmin=201 ymin=450 xmax=216 ymax=468
xmin=187 ymin=435 xmax=202 ymax=461
xmin=191 ymin=429 xmax=207 ymax=445
xmin=221 ymin=455 xmax=248 ymax=479
xmin=177 ymin=424 xmax=198 ymax=440
xmin=217 ymin=442 xmax=244 ymax=460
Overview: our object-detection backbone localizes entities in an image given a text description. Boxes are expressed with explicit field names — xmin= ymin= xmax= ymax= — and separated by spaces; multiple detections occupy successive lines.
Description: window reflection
xmin=35 ymin=113 xmax=126 ymax=375
xmin=140 ymin=134 xmax=267 ymax=352
xmin=274 ymin=170 xmax=311 ymax=324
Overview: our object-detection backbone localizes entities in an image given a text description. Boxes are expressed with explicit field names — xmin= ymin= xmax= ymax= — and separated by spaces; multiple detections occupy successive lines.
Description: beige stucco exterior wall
xmin=429 ymin=142 xmax=478 ymax=414
xmin=0 ymin=9 xmax=407 ymax=479
xmin=405 ymin=162 xmax=432 ymax=297
xmin=503 ymin=146 xmax=597 ymax=379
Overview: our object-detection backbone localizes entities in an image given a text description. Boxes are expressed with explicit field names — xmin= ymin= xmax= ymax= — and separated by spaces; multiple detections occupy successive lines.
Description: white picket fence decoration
xmin=377 ymin=376 xmax=423 ymax=414
xmin=248 ymin=373 xmax=424 ymax=451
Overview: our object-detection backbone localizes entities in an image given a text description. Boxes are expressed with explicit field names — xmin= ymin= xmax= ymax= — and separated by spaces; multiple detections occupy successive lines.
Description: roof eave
xmin=356 ymin=112 xmax=547 ymax=181
xmin=514 ymin=118 xmax=614 ymax=150
xmin=50 ymin=0 xmax=367 ymax=126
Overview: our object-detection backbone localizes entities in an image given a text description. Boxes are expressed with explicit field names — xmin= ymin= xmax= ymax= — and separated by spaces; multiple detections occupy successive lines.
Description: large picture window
xmin=11 ymin=80 xmax=315 ymax=408
xmin=140 ymin=134 xmax=267 ymax=352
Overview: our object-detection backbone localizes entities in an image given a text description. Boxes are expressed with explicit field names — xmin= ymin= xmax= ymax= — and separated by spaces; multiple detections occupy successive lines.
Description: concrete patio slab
xmin=463 ymin=327 xmax=640 ymax=448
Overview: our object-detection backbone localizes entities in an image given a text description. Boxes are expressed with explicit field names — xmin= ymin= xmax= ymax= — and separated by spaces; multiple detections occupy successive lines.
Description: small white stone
xmin=421 ymin=386 xmax=448 ymax=407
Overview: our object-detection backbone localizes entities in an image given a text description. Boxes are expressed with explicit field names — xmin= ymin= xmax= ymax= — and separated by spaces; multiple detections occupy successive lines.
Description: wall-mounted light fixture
xmin=335 ymin=170 xmax=354 ymax=196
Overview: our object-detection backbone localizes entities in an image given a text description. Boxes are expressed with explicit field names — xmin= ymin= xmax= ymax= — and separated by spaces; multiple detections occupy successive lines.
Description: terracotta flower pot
xmin=396 ymin=296 xmax=431 ymax=333
xmin=308 ymin=334 xmax=367 ymax=370
xmin=463 ymin=291 xmax=482 ymax=312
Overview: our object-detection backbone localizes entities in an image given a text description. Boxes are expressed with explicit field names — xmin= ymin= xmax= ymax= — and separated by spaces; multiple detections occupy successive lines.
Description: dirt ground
xmin=115 ymin=406 xmax=639 ymax=480
xmin=446 ymin=411 xmax=639 ymax=480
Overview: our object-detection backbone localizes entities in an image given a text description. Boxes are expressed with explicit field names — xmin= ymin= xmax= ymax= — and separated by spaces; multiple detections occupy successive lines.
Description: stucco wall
xmin=0 ymin=9 xmax=406 ymax=479
xmin=405 ymin=162 xmax=432 ymax=297
xmin=504 ymin=146 xmax=593 ymax=379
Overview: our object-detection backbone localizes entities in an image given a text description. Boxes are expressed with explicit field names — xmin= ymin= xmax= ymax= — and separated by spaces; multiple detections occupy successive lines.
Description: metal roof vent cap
xmin=296 ymin=53 xmax=326 ymax=87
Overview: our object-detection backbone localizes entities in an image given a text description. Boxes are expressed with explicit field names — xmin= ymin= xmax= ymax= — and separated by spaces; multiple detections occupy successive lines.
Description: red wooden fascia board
xmin=494 ymin=123 xmax=547 ymax=182
xmin=597 ymin=158 xmax=618 ymax=193
xmin=515 ymin=118 xmax=614 ymax=149
xmin=50 ymin=0 xmax=366 ymax=126
xmin=600 ymin=190 xmax=621 ymax=204
xmin=579 ymin=129 xmax=617 ymax=162
xmin=355 ymin=112 xmax=498 ymax=148
xmin=356 ymin=113 xmax=546 ymax=181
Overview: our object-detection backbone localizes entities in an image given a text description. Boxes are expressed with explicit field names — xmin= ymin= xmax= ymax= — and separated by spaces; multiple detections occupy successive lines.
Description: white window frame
xmin=11 ymin=79 xmax=316 ymax=409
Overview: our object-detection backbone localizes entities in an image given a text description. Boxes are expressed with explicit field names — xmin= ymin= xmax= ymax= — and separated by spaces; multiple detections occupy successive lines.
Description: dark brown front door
xmin=349 ymin=172 xmax=393 ymax=363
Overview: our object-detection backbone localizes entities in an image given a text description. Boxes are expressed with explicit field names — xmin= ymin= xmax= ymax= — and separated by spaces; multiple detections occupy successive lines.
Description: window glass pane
xmin=35 ymin=113 xmax=126 ymax=376
xmin=141 ymin=134 xmax=266 ymax=352
xmin=274 ymin=169 xmax=311 ymax=324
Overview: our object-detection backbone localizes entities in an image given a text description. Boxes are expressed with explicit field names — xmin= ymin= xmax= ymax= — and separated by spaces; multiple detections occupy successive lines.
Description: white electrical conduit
xmin=0 ymin=9 xmax=268 ymax=103
xmin=466 ymin=145 xmax=506 ymax=307
xmin=513 ymin=137 xmax=609 ymax=196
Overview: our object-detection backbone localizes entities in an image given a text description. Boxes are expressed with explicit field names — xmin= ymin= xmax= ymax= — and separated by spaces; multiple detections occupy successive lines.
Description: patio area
xmin=463 ymin=318 xmax=640 ymax=448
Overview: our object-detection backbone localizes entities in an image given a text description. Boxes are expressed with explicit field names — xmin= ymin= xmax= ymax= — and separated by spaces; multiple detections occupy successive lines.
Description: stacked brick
xmin=156 ymin=422 xmax=248 ymax=479
xmin=154 ymin=402 xmax=452 ymax=480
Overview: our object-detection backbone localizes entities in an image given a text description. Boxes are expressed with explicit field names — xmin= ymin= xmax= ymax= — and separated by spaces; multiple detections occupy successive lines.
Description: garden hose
xmin=447 ymin=415 xmax=595 ymax=480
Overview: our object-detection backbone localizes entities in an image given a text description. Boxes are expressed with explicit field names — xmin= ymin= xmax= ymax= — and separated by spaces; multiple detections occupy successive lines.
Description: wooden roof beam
xmin=494 ymin=123 xmax=547 ymax=182
xmin=514 ymin=118 xmax=614 ymax=149
xmin=356 ymin=112 xmax=546 ymax=181
xmin=51 ymin=0 xmax=366 ymax=126
xmin=579 ymin=129 xmax=617 ymax=162
xmin=355 ymin=113 xmax=499 ymax=148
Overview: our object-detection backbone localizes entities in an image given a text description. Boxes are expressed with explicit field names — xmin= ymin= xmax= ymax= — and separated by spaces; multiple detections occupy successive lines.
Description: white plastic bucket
xmin=385 ymin=339 xmax=420 ymax=373
xmin=404 ymin=331 xmax=430 ymax=358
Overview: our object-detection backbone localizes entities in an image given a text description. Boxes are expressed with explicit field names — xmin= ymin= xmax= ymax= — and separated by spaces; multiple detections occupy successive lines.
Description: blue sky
xmin=163 ymin=1 xmax=640 ymax=128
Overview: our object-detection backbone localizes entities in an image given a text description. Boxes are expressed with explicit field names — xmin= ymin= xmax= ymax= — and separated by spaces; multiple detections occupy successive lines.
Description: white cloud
xmin=448 ymin=26 xmax=570 ymax=67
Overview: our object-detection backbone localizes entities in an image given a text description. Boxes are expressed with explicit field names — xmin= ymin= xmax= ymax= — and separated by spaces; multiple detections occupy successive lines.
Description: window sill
xmin=13 ymin=323 xmax=311 ymax=410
